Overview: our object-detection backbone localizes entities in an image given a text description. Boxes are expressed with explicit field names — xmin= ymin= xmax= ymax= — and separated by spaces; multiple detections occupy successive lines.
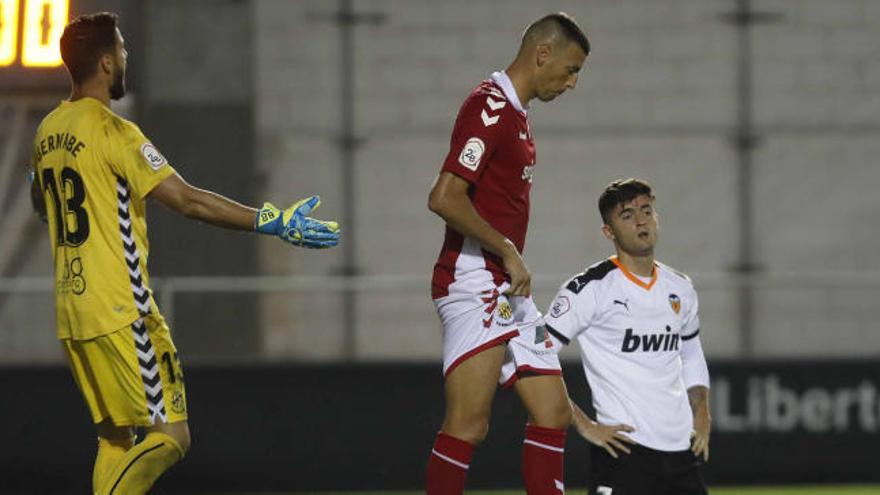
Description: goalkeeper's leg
xmin=99 ymin=421 xmax=190 ymax=495
xmin=93 ymin=421 xmax=136 ymax=494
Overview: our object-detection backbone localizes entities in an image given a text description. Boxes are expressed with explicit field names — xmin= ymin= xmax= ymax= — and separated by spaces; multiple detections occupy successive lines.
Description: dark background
xmin=2 ymin=360 xmax=878 ymax=493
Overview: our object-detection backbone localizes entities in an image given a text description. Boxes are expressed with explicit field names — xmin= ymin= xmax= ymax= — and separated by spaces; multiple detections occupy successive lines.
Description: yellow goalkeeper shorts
xmin=62 ymin=313 xmax=188 ymax=427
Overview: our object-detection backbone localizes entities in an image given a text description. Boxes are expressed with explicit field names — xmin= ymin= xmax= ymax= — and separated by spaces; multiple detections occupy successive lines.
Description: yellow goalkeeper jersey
xmin=32 ymin=97 xmax=175 ymax=340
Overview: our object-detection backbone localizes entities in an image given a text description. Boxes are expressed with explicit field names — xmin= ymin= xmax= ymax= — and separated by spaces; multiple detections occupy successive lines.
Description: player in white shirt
xmin=543 ymin=178 xmax=711 ymax=495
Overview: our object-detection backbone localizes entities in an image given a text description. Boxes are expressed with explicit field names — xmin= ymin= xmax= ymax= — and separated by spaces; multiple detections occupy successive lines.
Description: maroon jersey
xmin=432 ymin=72 xmax=536 ymax=300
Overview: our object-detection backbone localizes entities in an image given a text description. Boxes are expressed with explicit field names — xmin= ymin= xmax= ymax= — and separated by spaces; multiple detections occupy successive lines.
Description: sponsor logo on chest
xmin=621 ymin=325 xmax=679 ymax=353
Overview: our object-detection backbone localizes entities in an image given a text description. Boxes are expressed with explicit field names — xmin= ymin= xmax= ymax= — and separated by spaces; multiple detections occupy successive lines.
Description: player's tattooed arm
xmin=688 ymin=385 xmax=711 ymax=462
xmin=570 ymin=398 xmax=635 ymax=459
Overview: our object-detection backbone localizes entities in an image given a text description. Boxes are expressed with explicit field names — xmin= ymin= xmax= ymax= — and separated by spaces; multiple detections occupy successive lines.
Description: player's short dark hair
xmin=599 ymin=178 xmax=655 ymax=224
xmin=60 ymin=12 xmax=119 ymax=84
xmin=524 ymin=12 xmax=591 ymax=56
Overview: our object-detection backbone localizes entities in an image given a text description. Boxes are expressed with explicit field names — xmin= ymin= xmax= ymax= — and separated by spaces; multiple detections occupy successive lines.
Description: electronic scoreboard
xmin=0 ymin=0 xmax=71 ymax=90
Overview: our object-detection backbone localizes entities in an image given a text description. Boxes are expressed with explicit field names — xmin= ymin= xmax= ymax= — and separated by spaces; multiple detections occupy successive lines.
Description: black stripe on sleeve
xmin=566 ymin=259 xmax=617 ymax=294
xmin=681 ymin=329 xmax=700 ymax=341
xmin=545 ymin=323 xmax=570 ymax=346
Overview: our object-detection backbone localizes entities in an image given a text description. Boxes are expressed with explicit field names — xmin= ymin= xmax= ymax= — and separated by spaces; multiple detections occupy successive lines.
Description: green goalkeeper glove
xmin=255 ymin=196 xmax=340 ymax=249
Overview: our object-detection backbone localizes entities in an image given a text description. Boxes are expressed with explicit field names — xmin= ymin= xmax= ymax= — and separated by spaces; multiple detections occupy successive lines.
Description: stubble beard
xmin=109 ymin=68 xmax=126 ymax=100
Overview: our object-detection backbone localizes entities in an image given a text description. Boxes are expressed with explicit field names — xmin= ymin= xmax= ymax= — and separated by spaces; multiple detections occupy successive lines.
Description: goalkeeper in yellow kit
xmin=28 ymin=12 xmax=340 ymax=494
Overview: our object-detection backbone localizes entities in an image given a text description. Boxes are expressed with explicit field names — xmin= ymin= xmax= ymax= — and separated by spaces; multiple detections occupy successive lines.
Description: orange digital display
xmin=22 ymin=0 xmax=68 ymax=67
xmin=0 ymin=0 xmax=20 ymax=66
xmin=0 ymin=0 xmax=69 ymax=68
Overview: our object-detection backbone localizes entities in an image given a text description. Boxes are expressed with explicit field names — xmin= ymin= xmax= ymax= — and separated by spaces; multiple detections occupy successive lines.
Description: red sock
xmin=522 ymin=424 xmax=567 ymax=494
xmin=426 ymin=432 xmax=474 ymax=495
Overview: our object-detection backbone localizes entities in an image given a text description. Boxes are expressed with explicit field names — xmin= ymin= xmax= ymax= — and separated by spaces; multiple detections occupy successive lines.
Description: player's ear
xmin=99 ymin=53 xmax=114 ymax=75
xmin=602 ymin=224 xmax=615 ymax=241
xmin=535 ymin=43 xmax=551 ymax=67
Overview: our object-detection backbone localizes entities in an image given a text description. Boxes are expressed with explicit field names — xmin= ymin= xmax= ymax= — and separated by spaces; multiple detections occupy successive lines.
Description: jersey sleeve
xmin=105 ymin=118 xmax=175 ymax=199
xmin=680 ymin=284 xmax=700 ymax=341
xmin=680 ymin=334 xmax=710 ymax=389
xmin=439 ymin=92 xmax=507 ymax=184
xmin=543 ymin=280 xmax=597 ymax=345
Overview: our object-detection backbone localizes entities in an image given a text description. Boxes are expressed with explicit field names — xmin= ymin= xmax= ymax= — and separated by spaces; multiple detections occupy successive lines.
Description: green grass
xmin=277 ymin=487 xmax=880 ymax=495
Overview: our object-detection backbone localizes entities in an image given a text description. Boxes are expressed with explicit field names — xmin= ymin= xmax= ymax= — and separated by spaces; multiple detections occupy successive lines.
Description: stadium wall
xmin=3 ymin=2 xmax=880 ymax=363
xmin=141 ymin=0 xmax=261 ymax=357
xmin=3 ymin=360 xmax=878 ymax=492
xmin=255 ymin=0 xmax=880 ymax=361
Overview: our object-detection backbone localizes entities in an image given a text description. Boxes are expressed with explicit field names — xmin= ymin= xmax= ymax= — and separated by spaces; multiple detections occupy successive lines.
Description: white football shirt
xmin=544 ymin=256 xmax=707 ymax=451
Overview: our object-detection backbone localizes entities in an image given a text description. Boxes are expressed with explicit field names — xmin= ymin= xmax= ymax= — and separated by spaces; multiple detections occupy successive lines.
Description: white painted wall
xmin=255 ymin=0 xmax=880 ymax=360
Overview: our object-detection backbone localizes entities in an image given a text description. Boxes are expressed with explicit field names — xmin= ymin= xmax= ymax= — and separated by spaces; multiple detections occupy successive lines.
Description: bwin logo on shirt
xmin=621 ymin=325 xmax=679 ymax=353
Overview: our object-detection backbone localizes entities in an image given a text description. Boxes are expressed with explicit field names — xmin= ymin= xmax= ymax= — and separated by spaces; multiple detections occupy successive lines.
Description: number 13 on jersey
xmin=41 ymin=166 xmax=91 ymax=246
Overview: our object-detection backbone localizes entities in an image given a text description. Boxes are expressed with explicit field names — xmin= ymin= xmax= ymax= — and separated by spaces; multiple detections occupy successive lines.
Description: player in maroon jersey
xmin=426 ymin=13 xmax=590 ymax=495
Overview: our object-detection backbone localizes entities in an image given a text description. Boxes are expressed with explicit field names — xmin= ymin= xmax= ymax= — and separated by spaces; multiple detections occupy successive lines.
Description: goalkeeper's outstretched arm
xmin=149 ymin=172 xmax=256 ymax=230
xmin=149 ymin=172 xmax=340 ymax=248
